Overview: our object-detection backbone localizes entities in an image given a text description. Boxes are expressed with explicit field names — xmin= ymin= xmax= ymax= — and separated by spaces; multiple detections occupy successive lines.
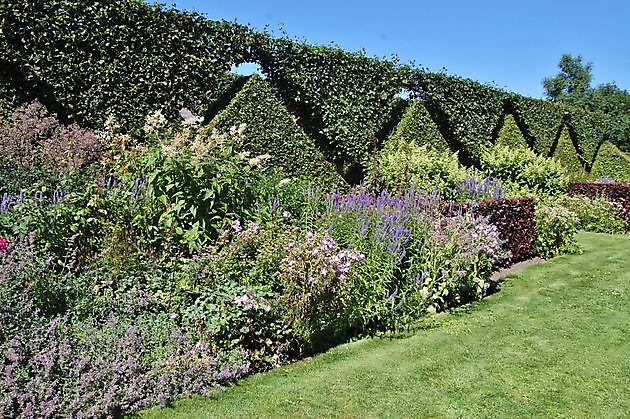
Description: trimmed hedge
xmin=590 ymin=141 xmax=630 ymax=181
xmin=567 ymin=182 xmax=630 ymax=227
xmin=552 ymin=125 xmax=587 ymax=178
xmin=258 ymin=39 xmax=408 ymax=181
xmin=448 ymin=198 xmax=537 ymax=264
xmin=508 ymin=95 xmax=565 ymax=156
xmin=470 ymin=198 xmax=537 ymax=263
xmin=409 ymin=71 xmax=506 ymax=163
xmin=0 ymin=0 xmax=259 ymax=131
xmin=565 ymin=107 xmax=610 ymax=170
xmin=387 ymin=99 xmax=450 ymax=152
xmin=495 ymin=113 xmax=528 ymax=149
xmin=208 ymin=76 xmax=341 ymax=184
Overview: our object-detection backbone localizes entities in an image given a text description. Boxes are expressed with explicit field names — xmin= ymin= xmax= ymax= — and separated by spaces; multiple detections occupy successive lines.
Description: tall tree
xmin=543 ymin=54 xmax=593 ymax=104
xmin=543 ymin=54 xmax=630 ymax=152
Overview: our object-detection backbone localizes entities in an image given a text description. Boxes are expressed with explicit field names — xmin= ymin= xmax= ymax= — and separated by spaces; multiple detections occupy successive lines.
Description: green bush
xmin=495 ymin=113 xmax=529 ymax=149
xmin=480 ymin=144 xmax=569 ymax=197
xmin=590 ymin=141 xmax=630 ymax=181
xmin=552 ymin=125 xmax=587 ymax=178
xmin=554 ymin=195 xmax=627 ymax=234
xmin=534 ymin=202 xmax=580 ymax=258
xmin=209 ymin=76 xmax=341 ymax=184
xmin=370 ymin=139 xmax=467 ymax=198
xmin=387 ymin=99 xmax=450 ymax=152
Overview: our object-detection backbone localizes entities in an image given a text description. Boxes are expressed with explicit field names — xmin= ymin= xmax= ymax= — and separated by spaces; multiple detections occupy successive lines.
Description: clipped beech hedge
xmin=508 ymin=95 xmax=565 ymax=156
xmin=448 ymin=198 xmax=537 ymax=264
xmin=495 ymin=113 xmax=529 ymax=149
xmin=590 ymin=141 xmax=630 ymax=181
xmin=387 ymin=99 xmax=451 ymax=152
xmin=209 ymin=76 xmax=341 ymax=184
xmin=553 ymin=125 xmax=587 ymax=178
xmin=409 ymin=71 xmax=506 ymax=164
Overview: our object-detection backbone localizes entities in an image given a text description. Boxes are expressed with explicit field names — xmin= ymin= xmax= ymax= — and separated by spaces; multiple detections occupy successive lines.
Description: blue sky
xmin=152 ymin=0 xmax=629 ymax=98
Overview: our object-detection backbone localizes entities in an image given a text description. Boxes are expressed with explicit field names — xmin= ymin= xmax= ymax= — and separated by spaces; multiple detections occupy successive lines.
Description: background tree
xmin=543 ymin=53 xmax=630 ymax=152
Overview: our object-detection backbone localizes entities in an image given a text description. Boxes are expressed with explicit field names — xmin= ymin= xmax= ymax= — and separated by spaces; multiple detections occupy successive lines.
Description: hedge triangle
xmin=553 ymin=125 xmax=586 ymax=178
xmin=495 ymin=114 xmax=528 ymax=149
xmin=509 ymin=96 xmax=565 ymax=156
xmin=590 ymin=141 xmax=630 ymax=181
xmin=386 ymin=99 xmax=450 ymax=152
xmin=209 ymin=76 xmax=341 ymax=183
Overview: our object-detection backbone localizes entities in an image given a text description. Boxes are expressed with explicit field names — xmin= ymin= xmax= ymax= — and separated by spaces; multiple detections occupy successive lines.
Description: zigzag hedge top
xmin=0 ymin=0 xmax=621 ymax=180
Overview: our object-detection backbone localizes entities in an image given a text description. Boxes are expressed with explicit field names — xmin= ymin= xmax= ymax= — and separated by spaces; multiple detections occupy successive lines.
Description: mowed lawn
xmin=141 ymin=232 xmax=630 ymax=418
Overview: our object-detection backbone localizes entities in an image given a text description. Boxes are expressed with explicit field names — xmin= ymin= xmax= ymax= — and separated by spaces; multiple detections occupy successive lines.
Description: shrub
xmin=567 ymin=182 xmax=630 ymax=227
xmin=369 ymin=140 xmax=468 ymax=199
xmin=554 ymin=195 xmax=627 ymax=234
xmin=208 ymin=76 xmax=341 ymax=184
xmin=590 ymin=141 xmax=630 ymax=181
xmin=480 ymin=143 xmax=569 ymax=197
xmin=495 ymin=113 xmax=529 ymax=149
xmin=451 ymin=198 xmax=537 ymax=264
xmin=387 ymin=99 xmax=450 ymax=152
xmin=552 ymin=125 xmax=587 ymax=178
xmin=534 ymin=202 xmax=580 ymax=258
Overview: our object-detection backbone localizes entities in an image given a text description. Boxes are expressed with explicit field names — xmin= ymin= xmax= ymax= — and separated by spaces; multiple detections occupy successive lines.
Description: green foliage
xmin=371 ymin=140 xmax=467 ymax=198
xmin=480 ymin=144 xmax=569 ymax=197
xmin=387 ymin=99 xmax=450 ymax=152
xmin=410 ymin=71 xmax=506 ymax=162
xmin=209 ymin=76 xmax=341 ymax=184
xmin=534 ymin=201 xmax=580 ymax=258
xmin=495 ymin=114 xmax=528 ymax=149
xmin=543 ymin=54 xmax=593 ymax=104
xmin=565 ymin=107 xmax=609 ymax=169
xmin=259 ymin=39 xmax=408 ymax=179
xmin=554 ymin=195 xmax=627 ymax=234
xmin=590 ymin=141 xmax=630 ymax=181
xmin=0 ymin=0 xmax=259 ymax=131
xmin=552 ymin=125 xmax=587 ymax=178
xmin=140 ymin=128 xmax=265 ymax=253
xmin=508 ymin=95 xmax=565 ymax=156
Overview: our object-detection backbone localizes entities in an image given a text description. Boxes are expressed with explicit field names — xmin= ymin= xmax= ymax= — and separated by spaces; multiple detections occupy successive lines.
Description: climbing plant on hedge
xmin=552 ymin=125 xmax=587 ymax=178
xmin=508 ymin=95 xmax=566 ymax=156
xmin=209 ymin=76 xmax=341 ymax=184
xmin=565 ymin=107 xmax=610 ymax=170
xmin=257 ymin=39 xmax=408 ymax=181
xmin=408 ymin=71 xmax=507 ymax=164
xmin=386 ymin=99 xmax=450 ymax=152
xmin=495 ymin=113 xmax=529 ymax=149
xmin=0 ymin=0 xmax=259 ymax=131
xmin=590 ymin=141 xmax=630 ymax=181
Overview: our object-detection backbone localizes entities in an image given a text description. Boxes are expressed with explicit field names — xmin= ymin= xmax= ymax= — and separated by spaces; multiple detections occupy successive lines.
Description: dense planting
xmin=1 ymin=1 xmax=628 ymax=416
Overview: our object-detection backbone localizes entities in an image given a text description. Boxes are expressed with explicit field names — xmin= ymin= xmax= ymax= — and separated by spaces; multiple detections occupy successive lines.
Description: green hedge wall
xmin=258 ymin=39 xmax=409 ymax=180
xmin=408 ymin=71 xmax=506 ymax=163
xmin=495 ymin=113 xmax=529 ymax=149
xmin=0 ymin=0 xmax=259 ymax=131
xmin=553 ymin=125 xmax=586 ymax=178
xmin=386 ymin=99 xmax=450 ymax=152
xmin=209 ymin=76 xmax=341 ymax=184
xmin=565 ymin=107 xmax=609 ymax=170
xmin=590 ymin=141 xmax=630 ymax=181
xmin=507 ymin=95 xmax=565 ymax=156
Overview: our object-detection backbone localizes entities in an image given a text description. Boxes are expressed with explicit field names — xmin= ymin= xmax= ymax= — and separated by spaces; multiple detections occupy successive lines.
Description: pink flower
xmin=0 ymin=237 xmax=7 ymax=252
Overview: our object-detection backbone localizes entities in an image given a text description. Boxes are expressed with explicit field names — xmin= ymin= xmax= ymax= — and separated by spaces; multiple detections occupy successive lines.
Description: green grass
xmin=141 ymin=232 xmax=630 ymax=418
